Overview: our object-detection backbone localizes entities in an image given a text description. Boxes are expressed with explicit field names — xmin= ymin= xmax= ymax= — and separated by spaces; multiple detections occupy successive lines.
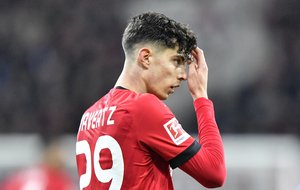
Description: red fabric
xmin=76 ymin=88 xmax=226 ymax=189
xmin=1 ymin=165 xmax=75 ymax=190
xmin=180 ymin=98 xmax=226 ymax=188
xmin=76 ymin=88 xmax=195 ymax=189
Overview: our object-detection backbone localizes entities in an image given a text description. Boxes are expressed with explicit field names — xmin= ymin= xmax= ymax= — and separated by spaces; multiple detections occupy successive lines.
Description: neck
xmin=114 ymin=61 xmax=147 ymax=94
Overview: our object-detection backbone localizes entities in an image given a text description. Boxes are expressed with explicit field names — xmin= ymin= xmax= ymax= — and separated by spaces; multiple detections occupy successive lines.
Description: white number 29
xmin=76 ymin=135 xmax=124 ymax=190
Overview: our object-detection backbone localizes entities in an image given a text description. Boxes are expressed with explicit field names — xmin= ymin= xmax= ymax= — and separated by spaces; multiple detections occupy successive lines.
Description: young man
xmin=76 ymin=12 xmax=226 ymax=190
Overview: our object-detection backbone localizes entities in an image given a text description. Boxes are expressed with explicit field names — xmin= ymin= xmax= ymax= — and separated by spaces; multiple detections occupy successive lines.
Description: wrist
xmin=193 ymin=97 xmax=214 ymax=112
xmin=191 ymin=92 xmax=208 ymax=100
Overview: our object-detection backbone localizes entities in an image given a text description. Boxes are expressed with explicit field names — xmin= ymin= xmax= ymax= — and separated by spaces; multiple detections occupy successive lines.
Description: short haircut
xmin=122 ymin=12 xmax=197 ymax=60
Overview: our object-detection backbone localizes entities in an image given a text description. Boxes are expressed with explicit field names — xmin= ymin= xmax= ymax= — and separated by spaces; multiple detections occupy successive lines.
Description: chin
xmin=157 ymin=93 xmax=169 ymax=100
xmin=159 ymin=97 xmax=168 ymax=100
xmin=149 ymin=90 xmax=169 ymax=100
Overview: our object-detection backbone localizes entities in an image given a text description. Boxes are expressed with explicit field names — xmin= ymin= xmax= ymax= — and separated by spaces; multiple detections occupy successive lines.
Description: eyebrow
xmin=171 ymin=54 xmax=187 ymax=66
xmin=173 ymin=54 xmax=185 ymax=61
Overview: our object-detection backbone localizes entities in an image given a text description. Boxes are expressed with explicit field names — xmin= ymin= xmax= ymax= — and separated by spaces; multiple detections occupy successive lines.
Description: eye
xmin=173 ymin=58 xmax=184 ymax=67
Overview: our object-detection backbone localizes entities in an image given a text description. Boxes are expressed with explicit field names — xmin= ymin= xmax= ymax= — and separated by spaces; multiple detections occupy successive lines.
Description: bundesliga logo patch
xmin=163 ymin=118 xmax=190 ymax=145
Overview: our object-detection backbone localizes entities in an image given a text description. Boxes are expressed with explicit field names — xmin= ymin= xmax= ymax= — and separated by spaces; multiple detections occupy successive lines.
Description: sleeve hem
xmin=169 ymin=140 xmax=201 ymax=169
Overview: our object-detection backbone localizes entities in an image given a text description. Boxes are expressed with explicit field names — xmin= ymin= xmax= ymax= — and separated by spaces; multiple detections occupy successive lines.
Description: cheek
xmin=149 ymin=67 xmax=165 ymax=82
xmin=154 ymin=71 xmax=172 ymax=84
xmin=148 ymin=61 xmax=175 ymax=83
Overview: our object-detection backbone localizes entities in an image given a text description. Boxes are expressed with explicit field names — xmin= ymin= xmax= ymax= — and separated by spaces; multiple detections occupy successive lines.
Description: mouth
xmin=169 ymin=84 xmax=180 ymax=93
xmin=172 ymin=84 xmax=180 ymax=88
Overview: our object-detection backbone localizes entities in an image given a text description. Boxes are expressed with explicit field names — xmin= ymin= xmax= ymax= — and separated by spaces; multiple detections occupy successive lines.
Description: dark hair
xmin=122 ymin=12 xmax=197 ymax=60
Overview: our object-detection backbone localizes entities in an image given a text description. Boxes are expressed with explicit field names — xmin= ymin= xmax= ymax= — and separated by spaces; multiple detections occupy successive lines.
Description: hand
xmin=187 ymin=47 xmax=208 ymax=100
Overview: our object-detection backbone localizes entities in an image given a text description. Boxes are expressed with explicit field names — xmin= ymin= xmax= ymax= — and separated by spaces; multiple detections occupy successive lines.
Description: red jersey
xmin=76 ymin=87 xmax=225 ymax=190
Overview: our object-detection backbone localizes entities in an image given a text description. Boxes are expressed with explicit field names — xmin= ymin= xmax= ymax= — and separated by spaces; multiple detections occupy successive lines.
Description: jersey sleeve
xmin=179 ymin=98 xmax=226 ymax=188
xmin=133 ymin=94 xmax=199 ymax=165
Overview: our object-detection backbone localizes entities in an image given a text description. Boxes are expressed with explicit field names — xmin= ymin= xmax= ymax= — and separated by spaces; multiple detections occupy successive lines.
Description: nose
xmin=178 ymin=66 xmax=187 ymax=81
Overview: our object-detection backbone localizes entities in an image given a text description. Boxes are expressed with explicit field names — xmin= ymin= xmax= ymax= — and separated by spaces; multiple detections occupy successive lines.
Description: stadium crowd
xmin=0 ymin=0 xmax=299 ymax=137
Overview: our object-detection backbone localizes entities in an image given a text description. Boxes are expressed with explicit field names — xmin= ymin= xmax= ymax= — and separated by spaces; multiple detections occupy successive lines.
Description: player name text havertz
xmin=78 ymin=106 xmax=117 ymax=131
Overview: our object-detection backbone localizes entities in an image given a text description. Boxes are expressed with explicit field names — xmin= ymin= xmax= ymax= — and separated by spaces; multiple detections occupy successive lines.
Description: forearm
xmin=179 ymin=98 xmax=226 ymax=188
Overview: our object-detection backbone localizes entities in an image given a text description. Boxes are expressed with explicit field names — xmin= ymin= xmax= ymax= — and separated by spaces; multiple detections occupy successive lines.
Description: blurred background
xmin=0 ymin=0 xmax=299 ymax=189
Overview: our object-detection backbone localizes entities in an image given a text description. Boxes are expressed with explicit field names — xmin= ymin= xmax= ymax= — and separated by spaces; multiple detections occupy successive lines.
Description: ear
xmin=137 ymin=48 xmax=151 ymax=69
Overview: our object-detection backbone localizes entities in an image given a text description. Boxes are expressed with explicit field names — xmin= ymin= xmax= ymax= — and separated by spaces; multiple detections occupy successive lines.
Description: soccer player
xmin=76 ymin=12 xmax=226 ymax=190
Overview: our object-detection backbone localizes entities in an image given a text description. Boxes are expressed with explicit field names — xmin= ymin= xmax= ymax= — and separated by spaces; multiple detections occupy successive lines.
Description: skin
xmin=115 ymin=43 xmax=208 ymax=100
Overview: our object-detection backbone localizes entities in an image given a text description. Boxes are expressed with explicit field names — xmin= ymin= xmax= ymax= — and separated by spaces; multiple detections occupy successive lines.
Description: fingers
xmin=189 ymin=47 xmax=207 ymax=71
xmin=187 ymin=47 xmax=209 ymax=99
xmin=195 ymin=47 xmax=206 ymax=67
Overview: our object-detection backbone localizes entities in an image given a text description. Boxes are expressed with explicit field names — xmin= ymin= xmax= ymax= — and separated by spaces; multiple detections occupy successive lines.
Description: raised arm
xmin=179 ymin=47 xmax=226 ymax=188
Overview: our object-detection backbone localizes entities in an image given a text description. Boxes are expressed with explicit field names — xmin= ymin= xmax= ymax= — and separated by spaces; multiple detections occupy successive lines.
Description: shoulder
xmin=136 ymin=93 xmax=160 ymax=103
xmin=134 ymin=93 xmax=170 ymax=112
xmin=130 ymin=93 xmax=174 ymax=126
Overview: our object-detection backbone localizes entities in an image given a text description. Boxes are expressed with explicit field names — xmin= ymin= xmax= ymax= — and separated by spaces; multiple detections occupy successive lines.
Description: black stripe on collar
xmin=115 ymin=86 xmax=128 ymax=90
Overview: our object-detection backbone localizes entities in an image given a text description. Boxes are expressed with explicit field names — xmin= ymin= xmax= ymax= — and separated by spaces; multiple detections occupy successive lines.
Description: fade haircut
xmin=122 ymin=12 xmax=197 ymax=61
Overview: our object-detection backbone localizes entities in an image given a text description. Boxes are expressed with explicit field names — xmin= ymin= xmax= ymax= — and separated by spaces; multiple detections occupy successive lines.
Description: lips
xmin=169 ymin=84 xmax=180 ymax=94
xmin=171 ymin=84 xmax=180 ymax=89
